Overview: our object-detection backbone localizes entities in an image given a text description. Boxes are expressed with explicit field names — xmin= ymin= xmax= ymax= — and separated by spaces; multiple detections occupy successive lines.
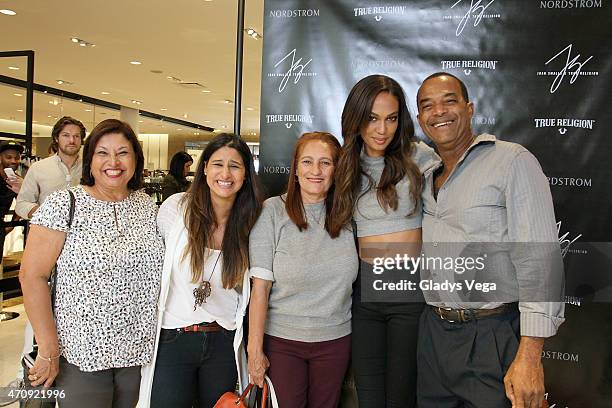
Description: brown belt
xmin=175 ymin=321 xmax=222 ymax=333
xmin=431 ymin=303 xmax=517 ymax=323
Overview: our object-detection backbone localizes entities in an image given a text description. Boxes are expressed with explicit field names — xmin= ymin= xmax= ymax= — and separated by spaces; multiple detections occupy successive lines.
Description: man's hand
xmin=504 ymin=336 xmax=546 ymax=408
xmin=6 ymin=174 xmax=23 ymax=194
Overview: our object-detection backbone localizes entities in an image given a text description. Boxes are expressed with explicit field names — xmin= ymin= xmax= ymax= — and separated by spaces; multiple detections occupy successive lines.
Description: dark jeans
xmin=351 ymin=298 xmax=423 ymax=408
xmin=150 ymin=327 xmax=237 ymax=408
xmin=54 ymin=357 xmax=140 ymax=408
xmin=264 ymin=334 xmax=351 ymax=408
xmin=417 ymin=306 xmax=520 ymax=408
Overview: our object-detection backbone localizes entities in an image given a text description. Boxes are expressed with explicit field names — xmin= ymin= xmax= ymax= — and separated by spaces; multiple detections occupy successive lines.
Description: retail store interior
xmin=0 ymin=0 xmax=264 ymax=390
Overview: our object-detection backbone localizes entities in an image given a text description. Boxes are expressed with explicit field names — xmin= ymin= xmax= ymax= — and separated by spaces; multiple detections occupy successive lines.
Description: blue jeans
xmin=150 ymin=327 xmax=237 ymax=408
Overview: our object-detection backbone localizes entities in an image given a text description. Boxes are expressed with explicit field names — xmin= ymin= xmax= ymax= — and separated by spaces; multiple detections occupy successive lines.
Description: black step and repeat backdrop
xmin=258 ymin=1 xmax=611 ymax=406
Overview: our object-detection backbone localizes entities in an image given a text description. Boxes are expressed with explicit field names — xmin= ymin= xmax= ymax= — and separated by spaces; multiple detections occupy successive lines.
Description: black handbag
xmin=19 ymin=190 xmax=75 ymax=408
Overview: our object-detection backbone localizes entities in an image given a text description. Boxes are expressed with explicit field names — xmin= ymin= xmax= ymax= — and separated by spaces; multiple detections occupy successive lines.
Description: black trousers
xmin=151 ymin=327 xmax=237 ymax=408
xmin=351 ymin=266 xmax=423 ymax=408
xmin=417 ymin=306 xmax=520 ymax=408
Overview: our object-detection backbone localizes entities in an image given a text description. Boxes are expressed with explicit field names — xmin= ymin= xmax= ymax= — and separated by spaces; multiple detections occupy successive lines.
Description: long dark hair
xmin=330 ymin=75 xmax=422 ymax=238
xmin=168 ymin=151 xmax=193 ymax=184
xmin=285 ymin=132 xmax=341 ymax=234
xmin=81 ymin=119 xmax=144 ymax=190
xmin=181 ymin=133 xmax=261 ymax=289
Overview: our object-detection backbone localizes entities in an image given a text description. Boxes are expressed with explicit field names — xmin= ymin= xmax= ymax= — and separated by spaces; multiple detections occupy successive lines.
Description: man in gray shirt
xmin=415 ymin=72 xmax=564 ymax=408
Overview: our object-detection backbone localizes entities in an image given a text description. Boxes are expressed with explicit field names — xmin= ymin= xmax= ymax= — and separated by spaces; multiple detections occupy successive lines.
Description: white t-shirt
xmin=157 ymin=193 xmax=240 ymax=330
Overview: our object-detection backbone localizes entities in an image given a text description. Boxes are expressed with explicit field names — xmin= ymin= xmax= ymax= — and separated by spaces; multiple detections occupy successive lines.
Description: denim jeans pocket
xmin=159 ymin=329 xmax=182 ymax=344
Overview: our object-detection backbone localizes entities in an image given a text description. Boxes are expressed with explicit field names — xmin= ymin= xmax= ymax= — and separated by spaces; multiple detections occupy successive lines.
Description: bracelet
xmin=38 ymin=353 xmax=61 ymax=361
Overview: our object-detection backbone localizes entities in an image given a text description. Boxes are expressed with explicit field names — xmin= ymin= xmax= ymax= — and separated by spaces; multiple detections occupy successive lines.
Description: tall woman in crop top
xmin=331 ymin=75 xmax=438 ymax=408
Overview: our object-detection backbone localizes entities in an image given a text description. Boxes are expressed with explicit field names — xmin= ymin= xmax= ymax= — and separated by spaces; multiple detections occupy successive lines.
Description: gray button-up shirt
xmin=422 ymin=134 xmax=565 ymax=337
xmin=15 ymin=154 xmax=82 ymax=219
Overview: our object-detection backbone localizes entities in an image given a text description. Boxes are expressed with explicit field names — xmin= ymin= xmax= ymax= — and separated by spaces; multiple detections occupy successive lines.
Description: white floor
xmin=0 ymin=302 xmax=26 ymax=392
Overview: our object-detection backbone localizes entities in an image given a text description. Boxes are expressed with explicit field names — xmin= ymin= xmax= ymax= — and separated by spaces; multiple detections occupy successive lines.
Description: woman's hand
xmin=248 ymin=350 xmax=270 ymax=388
xmin=28 ymin=351 xmax=60 ymax=388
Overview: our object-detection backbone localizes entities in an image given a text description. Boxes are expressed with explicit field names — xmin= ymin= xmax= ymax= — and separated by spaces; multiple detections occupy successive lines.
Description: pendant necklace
xmin=193 ymin=251 xmax=222 ymax=311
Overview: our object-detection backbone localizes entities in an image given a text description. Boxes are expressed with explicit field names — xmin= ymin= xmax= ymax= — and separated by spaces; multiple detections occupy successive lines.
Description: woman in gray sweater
xmin=248 ymin=132 xmax=359 ymax=408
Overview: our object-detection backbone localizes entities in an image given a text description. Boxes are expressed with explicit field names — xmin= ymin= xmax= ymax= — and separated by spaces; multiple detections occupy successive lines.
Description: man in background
xmin=16 ymin=116 xmax=84 ymax=219
xmin=13 ymin=116 xmax=84 ymax=386
xmin=0 ymin=141 xmax=24 ymax=252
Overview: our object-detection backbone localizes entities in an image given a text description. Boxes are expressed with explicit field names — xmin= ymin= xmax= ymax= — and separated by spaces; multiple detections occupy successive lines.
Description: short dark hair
xmin=168 ymin=151 xmax=193 ymax=182
xmin=419 ymin=72 xmax=470 ymax=103
xmin=51 ymin=116 xmax=86 ymax=151
xmin=81 ymin=119 xmax=145 ymax=190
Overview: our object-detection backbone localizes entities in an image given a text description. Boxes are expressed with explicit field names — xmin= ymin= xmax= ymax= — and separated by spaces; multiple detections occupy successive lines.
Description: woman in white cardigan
xmin=138 ymin=133 xmax=261 ymax=408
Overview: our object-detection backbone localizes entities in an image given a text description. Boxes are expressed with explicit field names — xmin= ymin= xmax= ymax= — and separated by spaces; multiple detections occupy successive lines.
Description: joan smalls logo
xmin=557 ymin=221 xmax=584 ymax=258
xmin=353 ymin=5 xmax=406 ymax=21
xmin=534 ymin=117 xmax=596 ymax=135
xmin=440 ymin=59 xmax=498 ymax=75
xmin=537 ymin=44 xmax=598 ymax=93
xmin=444 ymin=0 xmax=501 ymax=37
xmin=267 ymin=49 xmax=317 ymax=93
xmin=265 ymin=114 xmax=314 ymax=129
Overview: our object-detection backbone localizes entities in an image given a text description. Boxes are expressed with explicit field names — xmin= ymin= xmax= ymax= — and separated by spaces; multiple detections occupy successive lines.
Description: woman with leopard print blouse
xmin=20 ymin=119 xmax=164 ymax=408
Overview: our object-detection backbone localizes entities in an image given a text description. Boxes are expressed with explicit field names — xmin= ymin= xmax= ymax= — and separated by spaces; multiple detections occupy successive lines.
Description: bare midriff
xmin=358 ymin=228 xmax=422 ymax=264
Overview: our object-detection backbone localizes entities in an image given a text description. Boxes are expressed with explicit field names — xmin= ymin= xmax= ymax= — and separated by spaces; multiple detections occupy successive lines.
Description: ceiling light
xmin=183 ymin=114 xmax=188 ymax=118
xmin=47 ymin=115 xmax=52 ymax=118
xmin=101 ymin=91 xmax=110 ymax=95
xmin=0 ymin=10 xmax=17 ymax=16
xmin=204 ymin=120 xmax=211 ymax=123
xmin=13 ymin=93 xmax=22 ymax=97
xmin=130 ymin=61 xmax=142 ymax=65
xmin=160 ymin=108 xmax=167 ymax=111
xmin=194 ymin=132 xmax=200 ymax=135
xmin=49 ymin=100 xmax=59 ymax=105
xmin=16 ymin=109 xmax=23 ymax=112
xmin=177 ymin=128 xmax=182 ymax=131
xmin=131 ymin=100 xmax=142 ymax=105
xmin=84 ymin=109 xmax=92 ymax=112
xmin=8 ymin=66 xmax=19 ymax=70
xmin=224 ymin=99 xmax=233 ymax=104
xmin=202 ymin=90 xmax=211 ymax=93
xmin=222 ymin=125 xmax=227 ymax=129
xmin=244 ymin=27 xmax=262 ymax=40
xmin=246 ymin=107 xmax=254 ymax=111
xmin=56 ymin=80 xmax=64 ymax=85
xmin=70 ymin=37 xmax=95 ymax=47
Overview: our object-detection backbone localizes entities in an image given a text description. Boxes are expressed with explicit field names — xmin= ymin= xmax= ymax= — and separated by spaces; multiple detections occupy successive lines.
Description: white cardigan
xmin=137 ymin=195 xmax=250 ymax=407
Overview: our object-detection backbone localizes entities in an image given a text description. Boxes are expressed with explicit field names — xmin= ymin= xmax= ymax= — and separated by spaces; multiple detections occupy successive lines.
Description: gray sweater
xmin=249 ymin=195 xmax=359 ymax=342
xmin=354 ymin=141 xmax=439 ymax=237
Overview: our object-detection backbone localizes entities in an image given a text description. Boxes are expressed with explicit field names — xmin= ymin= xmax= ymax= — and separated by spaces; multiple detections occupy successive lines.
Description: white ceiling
xmin=0 ymin=0 xmax=264 ymax=138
